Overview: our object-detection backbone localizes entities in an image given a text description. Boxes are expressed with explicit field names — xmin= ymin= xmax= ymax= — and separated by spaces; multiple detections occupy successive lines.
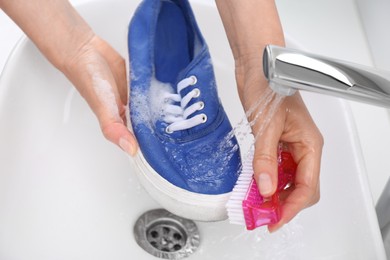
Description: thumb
xmin=252 ymin=131 xmax=280 ymax=197
xmin=101 ymin=120 xmax=138 ymax=156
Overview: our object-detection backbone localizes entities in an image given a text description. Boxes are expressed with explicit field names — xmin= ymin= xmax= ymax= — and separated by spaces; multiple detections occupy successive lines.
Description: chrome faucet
xmin=263 ymin=45 xmax=390 ymax=108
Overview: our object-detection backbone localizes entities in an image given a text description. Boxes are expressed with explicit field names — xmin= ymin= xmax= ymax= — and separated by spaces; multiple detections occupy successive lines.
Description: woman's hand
xmin=1 ymin=0 xmax=138 ymax=156
xmin=237 ymin=56 xmax=323 ymax=232
xmin=216 ymin=0 xmax=323 ymax=231
xmin=62 ymin=35 xmax=138 ymax=156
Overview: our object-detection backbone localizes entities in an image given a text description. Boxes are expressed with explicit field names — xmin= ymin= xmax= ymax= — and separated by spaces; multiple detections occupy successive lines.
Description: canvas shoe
xmin=128 ymin=0 xmax=241 ymax=221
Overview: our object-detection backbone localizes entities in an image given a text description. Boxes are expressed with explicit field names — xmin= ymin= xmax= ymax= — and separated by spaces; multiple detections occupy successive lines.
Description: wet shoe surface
xmin=128 ymin=0 xmax=241 ymax=220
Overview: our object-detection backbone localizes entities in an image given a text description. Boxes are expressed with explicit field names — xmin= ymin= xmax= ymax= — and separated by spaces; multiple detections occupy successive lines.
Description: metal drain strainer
xmin=134 ymin=209 xmax=200 ymax=259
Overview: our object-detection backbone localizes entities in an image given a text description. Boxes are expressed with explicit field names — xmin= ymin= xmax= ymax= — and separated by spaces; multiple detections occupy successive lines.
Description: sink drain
xmin=134 ymin=209 xmax=200 ymax=259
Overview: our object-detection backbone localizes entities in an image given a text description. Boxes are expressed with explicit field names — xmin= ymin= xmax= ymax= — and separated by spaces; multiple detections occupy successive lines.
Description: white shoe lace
xmin=163 ymin=75 xmax=207 ymax=133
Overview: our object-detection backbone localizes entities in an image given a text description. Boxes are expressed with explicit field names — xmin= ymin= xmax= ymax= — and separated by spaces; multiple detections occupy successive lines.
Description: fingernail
xmin=268 ymin=223 xmax=283 ymax=233
xmin=119 ymin=137 xmax=136 ymax=156
xmin=258 ymin=173 xmax=273 ymax=196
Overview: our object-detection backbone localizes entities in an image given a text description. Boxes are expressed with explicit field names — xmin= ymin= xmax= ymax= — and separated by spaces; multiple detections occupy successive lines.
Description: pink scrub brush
xmin=226 ymin=145 xmax=297 ymax=230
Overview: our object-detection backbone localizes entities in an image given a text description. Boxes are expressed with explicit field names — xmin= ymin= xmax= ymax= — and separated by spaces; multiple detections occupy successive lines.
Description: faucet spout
xmin=263 ymin=45 xmax=390 ymax=108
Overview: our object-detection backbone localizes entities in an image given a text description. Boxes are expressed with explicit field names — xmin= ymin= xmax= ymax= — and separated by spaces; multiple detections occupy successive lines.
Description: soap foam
xmin=129 ymin=82 xmax=149 ymax=127
xmin=87 ymin=64 xmax=121 ymax=122
xmin=130 ymin=77 xmax=175 ymax=129
xmin=149 ymin=77 xmax=175 ymax=123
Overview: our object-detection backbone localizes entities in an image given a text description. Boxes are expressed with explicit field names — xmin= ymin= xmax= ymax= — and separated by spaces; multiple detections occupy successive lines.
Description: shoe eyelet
xmin=201 ymin=114 xmax=207 ymax=123
xmin=190 ymin=75 xmax=197 ymax=85
xmin=165 ymin=126 xmax=173 ymax=134
xmin=193 ymin=88 xmax=201 ymax=98
xmin=198 ymin=101 xmax=204 ymax=110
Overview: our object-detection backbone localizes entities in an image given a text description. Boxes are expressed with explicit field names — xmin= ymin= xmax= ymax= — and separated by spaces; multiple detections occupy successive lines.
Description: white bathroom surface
xmin=0 ymin=0 xmax=386 ymax=259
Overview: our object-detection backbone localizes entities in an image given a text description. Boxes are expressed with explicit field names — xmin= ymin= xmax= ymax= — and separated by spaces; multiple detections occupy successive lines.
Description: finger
xmin=268 ymin=145 xmax=322 ymax=232
xmin=252 ymin=119 xmax=283 ymax=197
xmin=94 ymin=84 xmax=138 ymax=156
xmin=268 ymin=184 xmax=320 ymax=233
xmin=90 ymin=59 xmax=138 ymax=156
xmin=101 ymin=121 xmax=138 ymax=156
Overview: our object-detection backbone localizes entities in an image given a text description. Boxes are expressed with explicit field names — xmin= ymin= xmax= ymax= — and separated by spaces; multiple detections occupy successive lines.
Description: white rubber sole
xmin=132 ymin=150 xmax=231 ymax=221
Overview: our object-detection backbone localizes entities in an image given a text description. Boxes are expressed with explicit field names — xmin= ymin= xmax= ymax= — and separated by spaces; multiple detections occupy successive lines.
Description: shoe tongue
xmin=173 ymin=49 xmax=222 ymax=137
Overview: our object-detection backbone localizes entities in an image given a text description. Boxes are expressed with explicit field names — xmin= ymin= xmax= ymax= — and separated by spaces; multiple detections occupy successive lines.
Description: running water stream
xmin=228 ymin=87 xmax=286 ymax=168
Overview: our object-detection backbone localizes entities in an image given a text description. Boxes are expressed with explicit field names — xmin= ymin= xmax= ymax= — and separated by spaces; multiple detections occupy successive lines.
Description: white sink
xmin=0 ymin=0 xmax=386 ymax=259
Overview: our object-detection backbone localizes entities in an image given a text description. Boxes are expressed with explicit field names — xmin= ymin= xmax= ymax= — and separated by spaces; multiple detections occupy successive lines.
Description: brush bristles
xmin=226 ymin=155 xmax=254 ymax=226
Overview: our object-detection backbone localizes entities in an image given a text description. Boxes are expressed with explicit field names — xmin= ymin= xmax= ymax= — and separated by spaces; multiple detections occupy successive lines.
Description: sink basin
xmin=0 ymin=0 xmax=386 ymax=259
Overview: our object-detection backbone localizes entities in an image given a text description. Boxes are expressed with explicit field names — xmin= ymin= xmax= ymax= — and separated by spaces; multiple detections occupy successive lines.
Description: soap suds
xmin=87 ymin=65 xmax=121 ymax=122
xmin=130 ymin=82 xmax=149 ymax=126
xmin=131 ymin=77 xmax=176 ymax=128
xmin=149 ymin=78 xmax=175 ymax=123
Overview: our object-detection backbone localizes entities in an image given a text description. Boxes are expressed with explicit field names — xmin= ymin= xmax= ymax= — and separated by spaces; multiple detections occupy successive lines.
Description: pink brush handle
xmin=242 ymin=148 xmax=297 ymax=230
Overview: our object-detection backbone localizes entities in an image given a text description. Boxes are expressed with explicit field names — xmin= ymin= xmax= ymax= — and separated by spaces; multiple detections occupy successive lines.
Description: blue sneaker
xmin=128 ymin=0 xmax=241 ymax=221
